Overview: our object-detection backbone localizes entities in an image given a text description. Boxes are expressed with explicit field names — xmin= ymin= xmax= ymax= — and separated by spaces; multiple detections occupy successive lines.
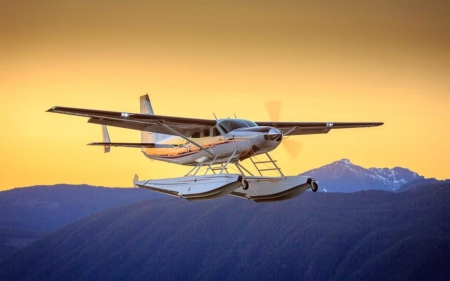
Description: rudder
xmin=140 ymin=94 xmax=170 ymax=144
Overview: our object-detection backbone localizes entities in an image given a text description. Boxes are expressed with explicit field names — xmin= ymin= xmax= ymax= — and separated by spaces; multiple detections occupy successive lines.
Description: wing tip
xmin=87 ymin=142 xmax=102 ymax=146
xmin=46 ymin=106 xmax=57 ymax=112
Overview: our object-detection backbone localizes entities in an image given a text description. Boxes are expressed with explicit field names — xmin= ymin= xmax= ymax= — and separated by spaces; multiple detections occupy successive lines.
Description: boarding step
xmin=258 ymin=168 xmax=279 ymax=172
xmin=252 ymin=160 xmax=278 ymax=164
xmin=250 ymin=152 xmax=284 ymax=177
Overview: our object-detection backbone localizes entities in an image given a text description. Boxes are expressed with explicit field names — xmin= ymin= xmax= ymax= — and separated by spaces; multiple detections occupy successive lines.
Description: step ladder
xmin=250 ymin=153 xmax=284 ymax=177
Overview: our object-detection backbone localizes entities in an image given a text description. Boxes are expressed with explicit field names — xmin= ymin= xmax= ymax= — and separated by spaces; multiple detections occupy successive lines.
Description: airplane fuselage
xmin=142 ymin=126 xmax=282 ymax=165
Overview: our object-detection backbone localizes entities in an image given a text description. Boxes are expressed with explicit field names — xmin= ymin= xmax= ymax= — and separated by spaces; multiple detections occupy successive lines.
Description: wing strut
xmin=156 ymin=121 xmax=216 ymax=158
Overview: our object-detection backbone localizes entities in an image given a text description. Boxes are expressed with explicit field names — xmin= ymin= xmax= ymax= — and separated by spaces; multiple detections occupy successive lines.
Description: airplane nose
xmin=264 ymin=128 xmax=282 ymax=141
xmin=269 ymin=128 xmax=281 ymax=136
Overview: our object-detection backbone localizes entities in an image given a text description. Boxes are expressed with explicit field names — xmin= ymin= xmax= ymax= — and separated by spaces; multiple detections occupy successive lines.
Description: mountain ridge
xmin=0 ymin=184 xmax=163 ymax=232
xmin=1 ymin=183 xmax=449 ymax=281
xmin=0 ymin=184 xmax=165 ymax=261
xmin=300 ymin=158 xmax=424 ymax=192
xmin=0 ymin=159 xmax=443 ymax=261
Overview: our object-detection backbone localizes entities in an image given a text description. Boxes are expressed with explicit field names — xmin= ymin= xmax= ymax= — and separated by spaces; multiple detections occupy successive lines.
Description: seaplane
xmin=47 ymin=95 xmax=383 ymax=202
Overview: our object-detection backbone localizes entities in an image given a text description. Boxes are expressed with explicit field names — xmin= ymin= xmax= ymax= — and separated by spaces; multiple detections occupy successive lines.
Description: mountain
xmin=396 ymin=178 xmax=450 ymax=192
xmin=0 ymin=161 xmax=441 ymax=262
xmin=0 ymin=184 xmax=163 ymax=259
xmin=0 ymin=184 xmax=162 ymax=233
xmin=300 ymin=159 xmax=424 ymax=192
xmin=0 ymin=228 xmax=42 ymax=261
xmin=1 ymin=183 xmax=449 ymax=281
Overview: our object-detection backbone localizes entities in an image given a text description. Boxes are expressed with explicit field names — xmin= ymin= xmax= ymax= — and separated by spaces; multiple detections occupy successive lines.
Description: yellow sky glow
xmin=1 ymin=0 xmax=449 ymax=190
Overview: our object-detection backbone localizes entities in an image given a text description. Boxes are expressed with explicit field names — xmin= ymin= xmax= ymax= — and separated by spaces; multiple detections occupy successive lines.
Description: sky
xmin=1 ymin=0 xmax=449 ymax=191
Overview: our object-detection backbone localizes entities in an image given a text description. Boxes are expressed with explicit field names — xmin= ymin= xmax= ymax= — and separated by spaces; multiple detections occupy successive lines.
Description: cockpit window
xmin=217 ymin=119 xmax=257 ymax=133
xmin=243 ymin=120 xmax=258 ymax=127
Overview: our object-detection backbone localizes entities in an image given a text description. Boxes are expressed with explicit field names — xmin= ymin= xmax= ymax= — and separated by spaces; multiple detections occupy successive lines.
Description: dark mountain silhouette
xmin=0 ymin=228 xmax=42 ymax=261
xmin=1 ymin=183 xmax=449 ymax=281
xmin=396 ymin=178 xmax=450 ymax=192
xmin=0 ymin=184 xmax=162 ymax=259
xmin=300 ymin=159 xmax=424 ymax=192
xmin=0 ymin=184 xmax=162 ymax=233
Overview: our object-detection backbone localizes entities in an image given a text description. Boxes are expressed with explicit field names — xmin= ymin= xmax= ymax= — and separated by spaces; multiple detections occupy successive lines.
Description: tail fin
xmin=140 ymin=94 xmax=155 ymax=115
xmin=102 ymin=125 xmax=111 ymax=153
xmin=140 ymin=94 xmax=170 ymax=144
xmin=133 ymin=174 xmax=139 ymax=188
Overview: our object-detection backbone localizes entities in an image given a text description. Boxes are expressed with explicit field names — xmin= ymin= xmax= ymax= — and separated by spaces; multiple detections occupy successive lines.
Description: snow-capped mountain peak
xmin=300 ymin=159 xmax=424 ymax=192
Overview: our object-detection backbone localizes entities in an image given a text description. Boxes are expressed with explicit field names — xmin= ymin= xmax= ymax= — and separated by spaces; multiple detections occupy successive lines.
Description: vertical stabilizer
xmin=140 ymin=94 xmax=154 ymax=143
xmin=139 ymin=94 xmax=170 ymax=144
xmin=133 ymin=174 xmax=139 ymax=188
xmin=102 ymin=125 xmax=111 ymax=153
xmin=140 ymin=94 xmax=154 ymax=115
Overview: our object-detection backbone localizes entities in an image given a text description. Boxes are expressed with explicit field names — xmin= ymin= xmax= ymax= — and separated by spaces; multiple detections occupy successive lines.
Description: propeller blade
xmin=282 ymin=138 xmax=303 ymax=160
xmin=265 ymin=101 xmax=282 ymax=122
xmin=266 ymin=101 xmax=303 ymax=160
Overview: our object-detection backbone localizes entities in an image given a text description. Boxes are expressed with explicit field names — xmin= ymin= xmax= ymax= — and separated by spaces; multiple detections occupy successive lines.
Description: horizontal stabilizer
xmin=88 ymin=142 xmax=174 ymax=148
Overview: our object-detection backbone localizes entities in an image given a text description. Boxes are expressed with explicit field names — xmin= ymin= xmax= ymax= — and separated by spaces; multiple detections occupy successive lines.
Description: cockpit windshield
xmin=217 ymin=119 xmax=258 ymax=133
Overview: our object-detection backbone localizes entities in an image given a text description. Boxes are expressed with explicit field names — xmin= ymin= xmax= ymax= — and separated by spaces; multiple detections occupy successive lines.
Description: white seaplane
xmin=47 ymin=95 xmax=383 ymax=202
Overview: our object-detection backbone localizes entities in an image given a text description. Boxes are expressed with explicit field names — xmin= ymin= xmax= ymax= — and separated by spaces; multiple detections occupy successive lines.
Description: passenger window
xmin=192 ymin=132 xmax=200 ymax=138
xmin=203 ymin=129 xmax=210 ymax=137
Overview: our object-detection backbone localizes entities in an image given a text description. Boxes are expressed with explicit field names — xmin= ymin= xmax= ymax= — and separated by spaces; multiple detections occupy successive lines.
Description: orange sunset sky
xmin=1 ymin=0 xmax=449 ymax=191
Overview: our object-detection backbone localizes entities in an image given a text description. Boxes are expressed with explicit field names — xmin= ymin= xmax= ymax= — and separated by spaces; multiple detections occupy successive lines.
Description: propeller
xmin=265 ymin=101 xmax=303 ymax=160
xmin=282 ymin=137 xmax=303 ymax=160
xmin=265 ymin=101 xmax=282 ymax=123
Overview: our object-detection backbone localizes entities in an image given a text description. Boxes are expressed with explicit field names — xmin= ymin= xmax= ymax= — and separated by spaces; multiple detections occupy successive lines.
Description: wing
xmin=47 ymin=106 xmax=216 ymax=136
xmin=88 ymin=142 xmax=174 ymax=148
xmin=255 ymin=121 xmax=383 ymax=136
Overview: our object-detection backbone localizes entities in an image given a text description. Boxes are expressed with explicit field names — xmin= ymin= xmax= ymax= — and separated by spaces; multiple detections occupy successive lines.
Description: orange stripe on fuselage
xmin=141 ymin=136 xmax=245 ymax=157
